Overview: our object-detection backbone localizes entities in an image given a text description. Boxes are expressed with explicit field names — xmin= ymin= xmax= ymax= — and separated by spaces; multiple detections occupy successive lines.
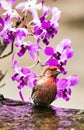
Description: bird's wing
xmin=31 ymin=76 xmax=43 ymax=97
xmin=31 ymin=84 xmax=41 ymax=97
xmin=31 ymin=76 xmax=49 ymax=97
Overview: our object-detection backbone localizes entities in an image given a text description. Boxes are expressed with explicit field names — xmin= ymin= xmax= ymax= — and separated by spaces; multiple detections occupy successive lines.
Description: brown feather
xmin=31 ymin=66 xmax=60 ymax=107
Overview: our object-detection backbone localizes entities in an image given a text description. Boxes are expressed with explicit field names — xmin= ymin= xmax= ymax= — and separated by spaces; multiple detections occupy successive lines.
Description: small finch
xmin=31 ymin=66 xmax=60 ymax=107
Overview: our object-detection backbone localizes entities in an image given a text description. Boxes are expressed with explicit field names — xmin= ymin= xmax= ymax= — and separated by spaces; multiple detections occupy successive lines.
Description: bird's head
xmin=43 ymin=66 xmax=60 ymax=78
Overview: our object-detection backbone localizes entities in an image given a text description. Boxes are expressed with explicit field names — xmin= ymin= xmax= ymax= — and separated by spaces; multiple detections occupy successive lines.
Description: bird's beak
xmin=54 ymin=69 xmax=61 ymax=77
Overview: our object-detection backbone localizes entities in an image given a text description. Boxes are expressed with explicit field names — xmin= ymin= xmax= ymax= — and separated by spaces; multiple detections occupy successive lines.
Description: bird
xmin=31 ymin=66 xmax=60 ymax=107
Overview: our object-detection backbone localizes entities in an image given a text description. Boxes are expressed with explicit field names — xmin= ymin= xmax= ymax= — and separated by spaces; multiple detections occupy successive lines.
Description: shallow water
xmin=0 ymin=98 xmax=84 ymax=130
xmin=0 ymin=0 xmax=84 ymax=109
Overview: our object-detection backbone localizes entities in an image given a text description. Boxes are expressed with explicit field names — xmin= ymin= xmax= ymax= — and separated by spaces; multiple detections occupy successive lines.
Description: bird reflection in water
xmin=32 ymin=106 xmax=59 ymax=130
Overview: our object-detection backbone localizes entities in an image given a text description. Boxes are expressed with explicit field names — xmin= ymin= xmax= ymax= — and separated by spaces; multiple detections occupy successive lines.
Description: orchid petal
xmin=46 ymin=58 xmax=58 ymax=66
xmin=68 ymin=75 xmax=79 ymax=86
xmin=51 ymin=7 xmax=61 ymax=23
xmin=44 ymin=46 xmax=54 ymax=56
xmin=0 ymin=0 xmax=10 ymax=10
xmin=57 ymin=78 xmax=69 ymax=89
xmin=19 ymin=90 xmax=24 ymax=101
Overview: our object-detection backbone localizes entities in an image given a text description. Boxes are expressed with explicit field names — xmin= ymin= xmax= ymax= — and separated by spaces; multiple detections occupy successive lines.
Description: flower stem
xmin=0 ymin=39 xmax=14 ymax=59
xmin=28 ymin=61 xmax=39 ymax=69
xmin=37 ymin=51 xmax=44 ymax=74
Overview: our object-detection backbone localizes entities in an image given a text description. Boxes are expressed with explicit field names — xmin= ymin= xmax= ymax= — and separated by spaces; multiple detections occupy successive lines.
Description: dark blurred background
xmin=0 ymin=0 xmax=84 ymax=109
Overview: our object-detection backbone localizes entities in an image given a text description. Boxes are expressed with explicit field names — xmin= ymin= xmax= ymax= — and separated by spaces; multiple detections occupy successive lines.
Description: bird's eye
xmin=51 ymin=70 xmax=54 ymax=72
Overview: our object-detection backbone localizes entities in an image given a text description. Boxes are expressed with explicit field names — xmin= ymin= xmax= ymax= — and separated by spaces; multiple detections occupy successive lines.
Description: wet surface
xmin=0 ymin=0 xmax=84 ymax=110
xmin=0 ymin=97 xmax=84 ymax=130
